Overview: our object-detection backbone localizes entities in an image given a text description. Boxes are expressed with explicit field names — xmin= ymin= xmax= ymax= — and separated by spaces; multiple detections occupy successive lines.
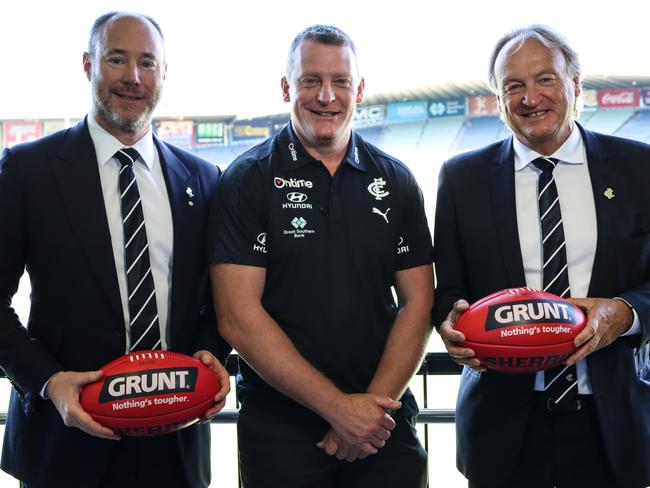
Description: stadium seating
xmin=614 ymin=109 xmax=650 ymax=143
xmin=580 ymin=107 xmax=635 ymax=134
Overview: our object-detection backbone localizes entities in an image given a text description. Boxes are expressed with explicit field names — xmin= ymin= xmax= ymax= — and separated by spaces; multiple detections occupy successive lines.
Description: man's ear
xmin=83 ymin=52 xmax=92 ymax=81
xmin=281 ymin=76 xmax=291 ymax=102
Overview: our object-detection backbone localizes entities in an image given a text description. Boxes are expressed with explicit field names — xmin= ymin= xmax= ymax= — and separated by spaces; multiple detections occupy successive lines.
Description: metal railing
xmin=0 ymin=352 xmax=461 ymax=425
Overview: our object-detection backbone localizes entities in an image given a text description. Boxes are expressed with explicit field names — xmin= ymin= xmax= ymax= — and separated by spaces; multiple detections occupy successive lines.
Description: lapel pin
xmin=186 ymin=187 xmax=194 ymax=198
xmin=604 ymin=187 xmax=615 ymax=200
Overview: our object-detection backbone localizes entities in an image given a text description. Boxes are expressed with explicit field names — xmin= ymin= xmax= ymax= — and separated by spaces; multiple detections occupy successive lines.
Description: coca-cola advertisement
xmin=3 ymin=121 xmax=42 ymax=148
xmin=598 ymin=88 xmax=640 ymax=108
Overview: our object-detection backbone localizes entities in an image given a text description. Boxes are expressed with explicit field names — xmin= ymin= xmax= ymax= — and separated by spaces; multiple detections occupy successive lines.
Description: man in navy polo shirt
xmin=208 ymin=24 xmax=434 ymax=487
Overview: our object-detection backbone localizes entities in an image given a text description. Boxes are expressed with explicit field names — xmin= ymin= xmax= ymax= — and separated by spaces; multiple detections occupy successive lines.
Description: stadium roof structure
xmin=362 ymin=75 xmax=650 ymax=106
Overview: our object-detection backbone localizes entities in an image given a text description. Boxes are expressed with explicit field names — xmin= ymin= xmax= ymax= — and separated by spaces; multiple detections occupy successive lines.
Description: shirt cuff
xmin=40 ymin=372 xmax=60 ymax=399
xmin=614 ymin=297 xmax=640 ymax=336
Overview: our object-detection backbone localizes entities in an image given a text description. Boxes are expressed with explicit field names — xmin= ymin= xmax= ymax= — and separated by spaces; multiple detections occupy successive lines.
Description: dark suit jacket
xmin=433 ymin=124 xmax=650 ymax=488
xmin=0 ymin=119 xmax=230 ymax=487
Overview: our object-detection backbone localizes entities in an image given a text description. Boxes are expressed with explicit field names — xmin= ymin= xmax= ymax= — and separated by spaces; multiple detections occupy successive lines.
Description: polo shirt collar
xmin=278 ymin=122 xmax=368 ymax=172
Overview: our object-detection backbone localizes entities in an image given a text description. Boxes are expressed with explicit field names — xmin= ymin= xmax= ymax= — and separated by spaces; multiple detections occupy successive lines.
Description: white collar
xmin=513 ymin=122 xmax=585 ymax=171
xmin=87 ymin=114 xmax=156 ymax=170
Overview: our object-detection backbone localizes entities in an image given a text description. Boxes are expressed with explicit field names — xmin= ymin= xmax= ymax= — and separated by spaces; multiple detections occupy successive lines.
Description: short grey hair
xmin=88 ymin=11 xmax=164 ymax=59
xmin=286 ymin=24 xmax=357 ymax=76
xmin=487 ymin=24 xmax=581 ymax=93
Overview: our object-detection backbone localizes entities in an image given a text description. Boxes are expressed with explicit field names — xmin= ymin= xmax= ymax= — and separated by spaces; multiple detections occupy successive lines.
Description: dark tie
xmin=532 ymin=156 xmax=578 ymax=407
xmin=115 ymin=148 xmax=161 ymax=351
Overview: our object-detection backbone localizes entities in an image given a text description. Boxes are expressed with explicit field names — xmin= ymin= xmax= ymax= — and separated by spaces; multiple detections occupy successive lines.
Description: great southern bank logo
xmin=291 ymin=217 xmax=307 ymax=229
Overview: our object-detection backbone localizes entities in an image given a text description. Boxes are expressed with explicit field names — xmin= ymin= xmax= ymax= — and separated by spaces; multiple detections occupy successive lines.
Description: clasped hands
xmin=317 ymin=393 xmax=401 ymax=463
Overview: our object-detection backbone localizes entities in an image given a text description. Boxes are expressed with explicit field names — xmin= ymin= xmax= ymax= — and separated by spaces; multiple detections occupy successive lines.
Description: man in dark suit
xmin=434 ymin=25 xmax=650 ymax=488
xmin=0 ymin=12 xmax=230 ymax=488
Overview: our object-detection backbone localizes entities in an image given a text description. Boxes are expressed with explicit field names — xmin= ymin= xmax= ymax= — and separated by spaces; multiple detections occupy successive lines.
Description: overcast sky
xmin=1 ymin=0 xmax=647 ymax=120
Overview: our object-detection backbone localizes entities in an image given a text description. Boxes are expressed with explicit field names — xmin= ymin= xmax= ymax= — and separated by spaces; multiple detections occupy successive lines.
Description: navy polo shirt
xmin=208 ymin=123 xmax=433 ymax=404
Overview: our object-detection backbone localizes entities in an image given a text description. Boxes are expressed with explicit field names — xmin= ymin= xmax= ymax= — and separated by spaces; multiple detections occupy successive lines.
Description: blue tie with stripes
xmin=532 ymin=156 xmax=578 ymax=407
xmin=115 ymin=148 xmax=161 ymax=351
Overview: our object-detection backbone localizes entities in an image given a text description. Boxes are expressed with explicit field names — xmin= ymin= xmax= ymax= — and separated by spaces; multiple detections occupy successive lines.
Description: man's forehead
xmin=291 ymin=41 xmax=358 ymax=72
xmin=296 ymin=40 xmax=354 ymax=58
xmin=98 ymin=15 xmax=163 ymax=50
xmin=496 ymin=38 xmax=564 ymax=77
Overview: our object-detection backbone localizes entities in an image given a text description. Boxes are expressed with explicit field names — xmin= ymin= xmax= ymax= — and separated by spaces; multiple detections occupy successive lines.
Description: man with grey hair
xmin=0 ymin=11 xmax=230 ymax=487
xmin=209 ymin=24 xmax=433 ymax=487
xmin=434 ymin=24 xmax=650 ymax=488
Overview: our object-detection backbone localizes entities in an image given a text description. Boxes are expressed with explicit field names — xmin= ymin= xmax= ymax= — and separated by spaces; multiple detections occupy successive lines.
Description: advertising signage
xmin=428 ymin=98 xmax=466 ymax=118
xmin=232 ymin=120 xmax=272 ymax=143
xmin=641 ymin=88 xmax=650 ymax=107
xmin=386 ymin=101 xmax=428 ymax=123
xmin=354 ymin=104 xmax=386 ymax=128
xmin=196 ymin=121 xmax=225 ymax=145
xmin=598 ymin=88 xmax=640 ymax=108
xmin=155 ymin=120 xmax=194 ymax=148
xmin=3 ymin=121 xmax=42 ymax=148
xmin=469 ymin=95 xmax=500 ymax=116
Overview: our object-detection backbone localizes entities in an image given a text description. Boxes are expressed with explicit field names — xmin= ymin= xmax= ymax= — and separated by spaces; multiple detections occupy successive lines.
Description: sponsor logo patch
xmin=288 ymin=143 xmax=298 ymax=162
xmin=282 ymin=191 xmax=312 ymax=209
xmin=253 ymin=232 xmax=267 ymax=253
xmin=397 ymin=235 xmax=410 ymax=254
xmin=287 ymin=192 xmax=307 ymax=203
xmin=372 ymin=207 xmax=391 ymax=223
xmin=274 ymin=177 xmax=313 ymax=189
xmin=283 ymin=216 xmax=316 ymax=239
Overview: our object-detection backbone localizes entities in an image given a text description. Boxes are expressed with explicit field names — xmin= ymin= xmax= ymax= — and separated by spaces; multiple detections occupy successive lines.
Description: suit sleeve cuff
xmin=614 ymin=297 xmax=641 ymax=336
xmin=40 ymin=372 xmax=59 ymax=399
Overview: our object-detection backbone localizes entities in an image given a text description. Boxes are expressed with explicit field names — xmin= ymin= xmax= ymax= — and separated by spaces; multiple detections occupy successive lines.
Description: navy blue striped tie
xmin=115 ymin=148 xmax=161 ymax=351
xmin=532 ymin=156 xmax=578 ymax=407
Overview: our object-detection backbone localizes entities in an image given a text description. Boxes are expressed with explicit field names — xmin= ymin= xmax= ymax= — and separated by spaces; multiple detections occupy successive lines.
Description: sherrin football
xmin=453 ymin=288 xmax=587 ymax=373
xmin=80 ymin=350 xmax=220 ymax=436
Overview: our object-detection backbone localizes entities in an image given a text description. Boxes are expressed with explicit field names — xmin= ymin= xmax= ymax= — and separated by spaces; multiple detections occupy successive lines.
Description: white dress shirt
xmin=88 ymin=116 xmax=174 ymax=352
xmin=514 ymin=123 xmax=598 ymax=394
xmin=514 ymin=123 xmax=639 ymax=394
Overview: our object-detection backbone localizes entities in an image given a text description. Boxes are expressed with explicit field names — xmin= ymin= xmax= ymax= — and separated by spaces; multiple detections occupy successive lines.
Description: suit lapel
xmin=155 ymin=139 xmax=200 ymax=345
xmin=490 ymin=138 xmax=527 ymax=287
xmin=53 ymin=119 xmax=123 ymax=323
xmin=580 ymin=126 xmax=624 ymax=297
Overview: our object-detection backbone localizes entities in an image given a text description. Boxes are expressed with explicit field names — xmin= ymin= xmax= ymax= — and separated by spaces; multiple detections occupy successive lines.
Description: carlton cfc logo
xmin=367 ymin=177 xmax=389 ymax=200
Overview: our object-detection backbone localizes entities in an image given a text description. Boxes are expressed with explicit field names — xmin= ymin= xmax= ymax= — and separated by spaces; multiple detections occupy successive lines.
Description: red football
xmin=453 ymin=287 xmax=587 ymax=373
xmin=80 ymin=350 xmax=220 ymax=436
